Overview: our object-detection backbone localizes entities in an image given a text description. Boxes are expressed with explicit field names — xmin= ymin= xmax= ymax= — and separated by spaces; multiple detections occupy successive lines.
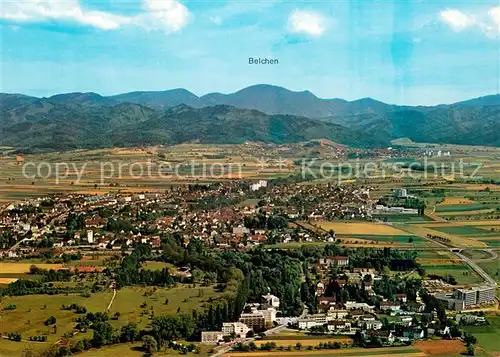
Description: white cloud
xmin=288 ymin=10 xmax=326 ymax=37
xmin=489 ymin=7 xmax=500 ymax=33
xmin=440 ymin=9 xmax=475 ymax=31
xmin=440 ymin=7 xmax=500 ymax=37
xmin=0 ymin=0 xmax=189 ymax=33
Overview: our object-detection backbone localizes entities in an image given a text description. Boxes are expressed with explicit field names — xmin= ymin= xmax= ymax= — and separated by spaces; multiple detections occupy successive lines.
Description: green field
xmin=0 ymin=284 xmax=229 ymax=346
xmin=339 ymin=234 xmax=425 ymax=245
xmin=430 ymin=226 xmax=500 ymax=237
xmin=477 ymin=240 xmax=500 ymax=247
xmin=422 ymin=264 xmax=483 ymax=285
xmin=435 ymin=203 xmax=486 ymax=213
xmin=0 ymin=291 xmax=112 ymax=342
xmin=477 ymin=260 xmax=500 ymax=282
xmin=417 ymin=250 xmax=454 ymax=259
xmin=462 ymin=317 xmax=500 ymax=354
xmin=141 ymin=261 xmax=176 ymax=271
xmin=373 ymin=215 xmax=434 ymax=223
xmin=0 ymin=339 xmax=48 ymax=357
xmin=108 ymin=285 xmax=229 ymax=329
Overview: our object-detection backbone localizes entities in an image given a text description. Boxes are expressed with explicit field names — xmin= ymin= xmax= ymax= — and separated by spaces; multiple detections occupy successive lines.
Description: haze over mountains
xmin=1 ymin=85 xmax=499 ymax=152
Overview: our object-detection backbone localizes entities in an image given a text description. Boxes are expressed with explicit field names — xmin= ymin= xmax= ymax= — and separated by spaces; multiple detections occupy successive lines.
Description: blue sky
xmin=1 ymin=0 xmax=499 ymax=105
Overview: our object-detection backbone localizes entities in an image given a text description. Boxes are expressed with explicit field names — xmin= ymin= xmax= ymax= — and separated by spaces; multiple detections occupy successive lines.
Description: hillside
xmin=1 ymin=87 xmax=499 ymax=150
xmin=0 ymin=101 xmax=386 ymax=152
xmin=323 ymin=105 xmax=500 ymax=147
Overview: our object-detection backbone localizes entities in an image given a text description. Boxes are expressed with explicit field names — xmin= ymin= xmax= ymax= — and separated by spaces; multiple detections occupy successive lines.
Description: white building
xmin=327 ymin=320 xmax=351 ymax=331
xmin=345 ymin=302 xmax=375 ymax=312
xmin=221 ymin=322 xmax=250 ymax=337
xmin=250 ymin=180 xmax=268 ymax=191
xmin=263 ymin=293 xmax=280 ymax=308
xmin=201 ymin=331 xmax=223 ymax=344
xmin=87 ymin=230 xmax=94 ymax=244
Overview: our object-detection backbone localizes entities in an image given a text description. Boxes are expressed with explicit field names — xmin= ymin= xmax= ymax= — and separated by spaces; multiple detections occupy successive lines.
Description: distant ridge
xmin=2 ymin=84 xmax=499 ymax=117
xmin=1 ymin=85 xmax=499 ymax=151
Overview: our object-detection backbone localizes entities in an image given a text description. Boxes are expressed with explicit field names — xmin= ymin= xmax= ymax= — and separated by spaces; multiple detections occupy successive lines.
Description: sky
xmin=0 ymin=0 xmax=499 ymax=105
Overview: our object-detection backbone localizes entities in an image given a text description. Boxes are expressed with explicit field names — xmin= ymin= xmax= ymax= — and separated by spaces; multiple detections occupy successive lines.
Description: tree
xmin=91 ymin=321 xmax=115 ymax=347
xmin=450 ymin=325 xmax=461 ymax=338
xmin=142 ymin=335 xmax=158 ymax=354
xmin=466 ymin=343 xmax=475 ymax=356
xmin=120 ymin=322 xmax=139 ymax=343
xmin=464 ymin=333 xmax=478 ymax=345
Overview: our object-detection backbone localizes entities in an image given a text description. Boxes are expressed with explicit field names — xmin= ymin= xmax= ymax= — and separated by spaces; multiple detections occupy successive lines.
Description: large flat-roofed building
xmin=221 ymin=322 xmax=250 ymax=337
xmin=476 ymin=285 xmax=495 ymax=304
xmin=201 ymin=331 xmax=223 ymax=344
xmin=441 ymin=285 xmax=496 ymax=311
xmin=455 ymin=288 xmax=477 ymax=306
xmin=239 ymin=313 xmax=266 ymax=330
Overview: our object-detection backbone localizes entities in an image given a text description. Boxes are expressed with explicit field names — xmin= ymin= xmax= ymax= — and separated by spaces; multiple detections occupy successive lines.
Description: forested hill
xmin=1 ymin=87 xmax=499 ymax=151
xmin=0 ymin=101 xmax=386 ymax=152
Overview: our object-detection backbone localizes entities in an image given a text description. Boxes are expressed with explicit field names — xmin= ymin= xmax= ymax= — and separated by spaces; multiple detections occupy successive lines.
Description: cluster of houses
xmin=1 ymin=179 xmax=381 ymax=258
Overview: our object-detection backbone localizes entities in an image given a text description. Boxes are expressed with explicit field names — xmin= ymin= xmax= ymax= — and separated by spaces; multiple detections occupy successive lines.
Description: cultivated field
xmin=0 ymin=262 xmax=64 ymax=274
xmin=224 ymin=347 xmax=426 ymax=357
xmin=315 ymin=222 xmax=409 ymax=235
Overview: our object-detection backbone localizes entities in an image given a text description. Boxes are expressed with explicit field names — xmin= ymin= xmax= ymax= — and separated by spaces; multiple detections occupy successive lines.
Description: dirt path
xmin=424 ymin=206 xmax=447 ymax=222
xmin=106 ymin=288 xmax=117 ymax=313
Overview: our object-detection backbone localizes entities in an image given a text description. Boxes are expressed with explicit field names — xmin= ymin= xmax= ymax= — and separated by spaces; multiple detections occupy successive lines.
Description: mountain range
xmin=1 ymin=85 xmax=499 ymax=152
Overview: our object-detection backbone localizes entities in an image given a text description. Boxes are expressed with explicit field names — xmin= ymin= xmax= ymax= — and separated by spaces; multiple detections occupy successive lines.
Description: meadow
xmin=462 ymin=317 xmax=500 ymax=355
xmin=0 ymin=291 xmax=112 ymax=342
xmin=107 ymin=285 xmax=230 ymax=329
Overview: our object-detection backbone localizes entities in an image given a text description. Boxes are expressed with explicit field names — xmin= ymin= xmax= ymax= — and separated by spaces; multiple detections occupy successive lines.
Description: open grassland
xmin=0 ymin=339 xmax=47 ymax=357
xmin=463 ymin=317 xmax=500 ymax=355
xmin=108 ymin=285 xmax=229 ymax=329
xmin=423 ymin=265 xmax=483 ymax=285
xmin=0 ymin=291 xmax=112 ymax=342
xmin=461 ymin=250 xmax=495 ymax=260
xmin=477 ymin=259 xmax=500 ymax=282
xmin=141 ymin=261 xmax=176 ymax=271
xmin=417 ymin=256 xmax=484 ymax=285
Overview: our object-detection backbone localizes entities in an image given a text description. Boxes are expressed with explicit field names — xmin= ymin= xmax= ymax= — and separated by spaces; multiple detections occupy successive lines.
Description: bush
xmin=45 ymin=316 xmax=57 ymax=326
xmin=8 ymin=332 xmax=22 ymax=341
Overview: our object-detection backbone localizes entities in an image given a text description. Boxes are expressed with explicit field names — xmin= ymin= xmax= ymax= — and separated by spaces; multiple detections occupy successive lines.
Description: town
xmin=1 ymin=176 xmax=498 ymax=357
